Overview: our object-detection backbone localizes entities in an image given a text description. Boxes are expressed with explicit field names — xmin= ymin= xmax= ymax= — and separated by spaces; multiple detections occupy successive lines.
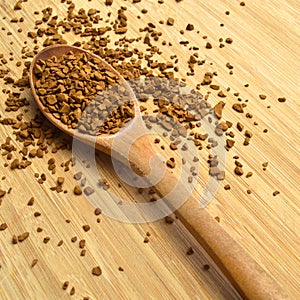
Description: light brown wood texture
xmin=0 ymin=0 xmax=299 ymax=299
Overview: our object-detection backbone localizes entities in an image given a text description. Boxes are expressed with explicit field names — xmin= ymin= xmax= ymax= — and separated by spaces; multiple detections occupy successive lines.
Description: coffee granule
xmin=82 ymin=224 xmax=90 ymax=232
xmin=18 ymin=232 xmax=30 ymax=242
xmin=0 ymin=223 xmax=8 ymax=231
xmin=73 ymin=185 xmax=82 ymax=195
xmin=186 ymin=247 xmax=194 ymax=255
xmin=92 ymin=266 xmax=102 ymax=276
xmin=31 ymin=259 xmax=38 ymax=268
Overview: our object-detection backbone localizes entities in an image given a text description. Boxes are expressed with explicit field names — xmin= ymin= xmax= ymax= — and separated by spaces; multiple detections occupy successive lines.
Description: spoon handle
xmin=176 ymin=199 xmax=288 ymax=300
xmin=124 ymin=135 xmax=288 ymax=300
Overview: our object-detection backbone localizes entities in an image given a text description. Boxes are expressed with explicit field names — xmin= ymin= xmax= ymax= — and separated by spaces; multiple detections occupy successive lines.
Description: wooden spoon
xmin=29 ymin=45 xmax=288 ymax=300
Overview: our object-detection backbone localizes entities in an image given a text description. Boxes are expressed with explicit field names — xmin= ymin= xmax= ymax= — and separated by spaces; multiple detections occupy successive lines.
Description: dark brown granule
xmin=186 ymin=24 xmax=194 ymax=31
xmin=278 ymin=97 xmax=286 ymax=102
xmin=71 ymin=236 xmax=77 ymax=243
xmin=12 ymin=235 xmax=18 ymax=244
xmin=167 ymin=18 xmax=174 ymax=26
xmin=186 ymin=247 xmax=194 ymax=255
xmin=273 ymin=191 xmax=280 ymax=196
xmin=105 ymin=0 xmax=113 ymax=5
xmin=246 ymin=172 xmax=253 ymax=178
xmin=214 ymin=216 xmax=220 ymax=222
xmin=166 ymin=158 xmax=176 ymax=168
xmin=43 ymin=237 xmax=50 ymax=244
xmin=94 ymin=208 xmax=102 ymax=216
xmin=37 ymin=227 xmax=43 ymax=233
xmin=165 ymin=216 xmax=174 ymax=224
xmin=34 ymin=212 xmax=41 ymax=217
xmin=237 ymin=122 xmax=244 ymax=132
xmin=225 ymin=38 xmax=233 ymax=44
xmin=92 ymin=266 xmax=102 ymax=276
xmin=27 ymin=197 xmax=35 ymax=206
xmin=234 ymin=166 xmax=244 ymax=176
xmin=144 ymin=237 xmax=150 ymax=243
xmin=57 ymin=240 xmax=64 ymax=247
xmin=0 ymin=190 xmax=6 ymax=198
xmin=31 ymin=259 xmax=38 ymax=268
xmin=232 ymin=103 xmax=244 ymax=113
xmin=70 ymin=287 xmax=75 ymax=296
xmin=18 ymin=232 xmax=30 ymax=242
xmin=82 ymin=225 xmax=90 ymax=232
xmin=205 ymin=42 xmax=212 ymax=49
xmin=62 ymin=281 xmax=69 ymax=290
xmin=118 ymin=266 xmax=124 ymax=271
xmin=73 ymin=185 xmax=82 ymax=195
xmin=80 ymin=249 xmax=86 ymax=256
xmin=259 ymin=94 xmax=266 ymax=100
xmin=79 ymin=239 xmax=86 ymax=248
xmin=213 ymin=101 xmax=225 ymax=119
xmin=0 ymin=223 xmax=8 ymax=231
xmin=246 ymin=189 xmax=252 ymax=194
xmin=203 ymin=264 xmax=210 ymax=270
xmin=240 ymin=2 xmax=246 ymax=6
xmin=224 ymin=184 xmax=231 ymax=190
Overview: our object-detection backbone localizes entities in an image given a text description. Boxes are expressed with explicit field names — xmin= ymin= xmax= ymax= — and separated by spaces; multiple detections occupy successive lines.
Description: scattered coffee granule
xmin=225 ymin=38 xmax=233 ymax=44
xmin=240 ymin=1 xmax=246 ymax=6
xmin=62 ymin=281 xmax=69 ymax=290
xmin=0 ymin=223 xmax=8 ymax=231
xmin=246 ymin=189 xmax=252 ymax=194
xmin=79 ymin=239 xmax=86 ymax=249
xmin=92 ymin=266 xmax=102 ymax=276
xmin=234 ymin=166 xmax=244 ymax=176
xmin=80 ymin=249 xmax=86 ymax=256
xmin=205 ymin=42 xmax=212 ymax=49
xmin=71 ymin=236 xmax=77 ymax=243
xmin=186 ymin=23 xmax=194 ymax=31
xmin=278 ymin=97 xmax=286 ymax=102
xmin=105 ymin=0 xmax=113 ymax=5
xmin=259 ymin=94 xmax=266 ymax=100
xmin=118 ymin=266 xmax=124 ymax=272
xmin=34 ymin=212 xmax=41 ymax=217
xmin=167 ymin=18 xmax=174 ymax=26
xmin=144 ymin=236 xmax=150 ymax=243
xmin=186 ymin=247 xmax=194 ymax=255
xmin=166 ymin=158 xmax=176 ymax=168
xmin=31 ymin=259 xmax=38 ymax=268
xmin=18 ymin=232 xmax=30 ymax=242
xmin=214 ymin=101 xmax=225 ymax=119
xmin=12 ymin=235 xmax=18 ymax=244
xmin=214 ymin=216 xmax=220 ymax=222
xmin=82 ymin=224 xmax=90 ymax=232
xmin=237 ymin=122 xmax=244 ymax=132
xmin=73 ymin=185 xmax=82 ymax=195
xmin=57 ymin=240 xmax=64 ymax=247
xmin=70 ymin=286 xmax=75 ymax=296
xmin=224 ymin=184 xmax=231 ymax=190
xmin=165 ymin=216 xmax=174 ymax=224
xmin=0 ymin=190 xmax=6 ymax=198
xmin=27 ymin=197 xmax=35 ymax=206
xmin=94 ymin=208 xmax=102 ymax=216
xmin=232 ymin=103 xmax=244 ymax=113
xmin=246 ymin=171 xmax=253 ymax=178
xmin=203 ymin=264 xmax=210 ymax=270
xmin=43 ymin=237 xmax=50 ymax=244
xmin=273 ymin=191 xmax=280 ymax=196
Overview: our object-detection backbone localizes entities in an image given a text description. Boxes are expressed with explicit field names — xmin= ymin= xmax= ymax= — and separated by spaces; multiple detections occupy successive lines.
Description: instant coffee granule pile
xmin=34 ymin=51 xmax=134 ymax=135
xmin=0 ymin=0 xmax=290 ymax=297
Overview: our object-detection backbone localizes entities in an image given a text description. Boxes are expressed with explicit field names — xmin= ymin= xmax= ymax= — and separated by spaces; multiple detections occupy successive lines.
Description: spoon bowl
xmin=29 ymin=44 xmax=287 ymax=300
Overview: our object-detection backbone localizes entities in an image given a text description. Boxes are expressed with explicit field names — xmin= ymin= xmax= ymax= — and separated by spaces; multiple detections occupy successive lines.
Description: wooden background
xmin=0 ymin=0 xmax=299 ymax=299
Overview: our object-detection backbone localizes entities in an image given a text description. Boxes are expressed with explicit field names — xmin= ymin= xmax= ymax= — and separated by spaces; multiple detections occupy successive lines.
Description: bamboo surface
xmin=0 ymin=0 xmax=299 ymax=299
